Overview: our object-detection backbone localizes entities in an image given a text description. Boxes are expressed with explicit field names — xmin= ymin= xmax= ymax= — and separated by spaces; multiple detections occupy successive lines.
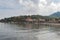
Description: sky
xmin=0 ymin=0 xmax=60 ymax=19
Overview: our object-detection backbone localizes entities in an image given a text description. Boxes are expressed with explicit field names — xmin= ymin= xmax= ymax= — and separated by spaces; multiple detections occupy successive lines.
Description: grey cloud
xmin=0 ymin=0 xmax=60 ymax=19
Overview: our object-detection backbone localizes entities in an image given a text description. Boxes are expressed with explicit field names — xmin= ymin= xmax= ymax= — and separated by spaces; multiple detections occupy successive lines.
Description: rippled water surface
xmin=0 ymin=23 xmax=60 ymax=40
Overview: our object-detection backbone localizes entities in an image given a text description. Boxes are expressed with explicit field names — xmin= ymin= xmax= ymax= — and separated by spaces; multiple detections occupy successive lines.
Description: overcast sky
xmin=0 ymin=0 xmax=60 ymax=19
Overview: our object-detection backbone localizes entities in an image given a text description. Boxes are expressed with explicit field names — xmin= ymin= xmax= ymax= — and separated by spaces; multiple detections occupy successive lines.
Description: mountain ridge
xmin=50 ymin=12 xmax=60 ymax=17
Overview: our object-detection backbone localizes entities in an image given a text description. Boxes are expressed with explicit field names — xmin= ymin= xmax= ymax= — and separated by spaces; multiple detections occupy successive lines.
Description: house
xmin=48 ymin=19 xmax=58 ymax=23
xmin=25 ymin=17 xmax=33 ymax=23
xmin=39 ymin=19 xmax=45 ymax=22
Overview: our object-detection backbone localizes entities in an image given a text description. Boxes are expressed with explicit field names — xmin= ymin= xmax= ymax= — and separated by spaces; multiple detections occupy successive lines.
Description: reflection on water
xmin=0 ymin=23 xmax=60 ymax=40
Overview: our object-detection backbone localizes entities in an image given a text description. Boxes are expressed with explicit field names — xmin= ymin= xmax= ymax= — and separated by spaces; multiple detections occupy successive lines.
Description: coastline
xmin=1 ymin=22 xmax=60 ymax=26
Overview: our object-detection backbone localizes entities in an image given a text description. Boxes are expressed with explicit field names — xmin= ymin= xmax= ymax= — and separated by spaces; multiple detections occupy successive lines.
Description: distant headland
xmin=0 ymin=12 xmax=60 ymax=24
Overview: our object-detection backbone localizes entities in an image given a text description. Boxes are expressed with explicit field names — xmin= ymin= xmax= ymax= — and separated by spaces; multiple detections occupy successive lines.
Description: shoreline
xmin=40 ymin=23 xmax=60 ymax=26
xmin=1 ymin=22 xmax=60 ymax=26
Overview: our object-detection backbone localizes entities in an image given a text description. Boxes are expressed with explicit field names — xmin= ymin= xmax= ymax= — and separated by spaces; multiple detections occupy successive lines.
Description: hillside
xmin=0 ymin=15 xmax=46 ymax=23
xmin=0 ymin=15 xmax=60 ymax=23
xmin=50 ymin=12 xmax=60 ymax=17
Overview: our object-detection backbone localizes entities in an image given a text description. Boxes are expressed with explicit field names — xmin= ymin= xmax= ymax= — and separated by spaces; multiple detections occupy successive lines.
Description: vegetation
xmin=0 ymin=15 xmax=60 ymax=23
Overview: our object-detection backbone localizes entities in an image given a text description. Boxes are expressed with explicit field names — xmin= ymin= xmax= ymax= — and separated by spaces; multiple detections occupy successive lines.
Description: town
xmin=0 ymin=15 xmax=60 ymax=24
